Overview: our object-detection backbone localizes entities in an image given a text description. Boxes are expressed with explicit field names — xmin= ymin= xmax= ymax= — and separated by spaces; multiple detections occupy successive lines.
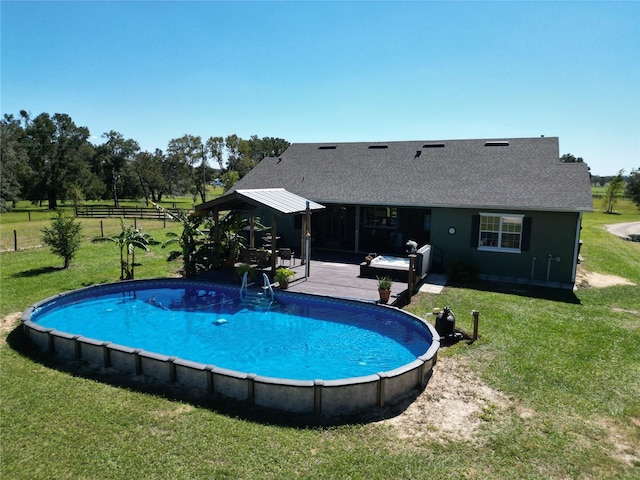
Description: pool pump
xmin=434 ymin=306 xmax=464 ymax=343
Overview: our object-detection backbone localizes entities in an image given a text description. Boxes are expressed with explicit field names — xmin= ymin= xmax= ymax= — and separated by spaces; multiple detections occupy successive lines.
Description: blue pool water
xmin=30 ymin=282 xmax=433 ymax=381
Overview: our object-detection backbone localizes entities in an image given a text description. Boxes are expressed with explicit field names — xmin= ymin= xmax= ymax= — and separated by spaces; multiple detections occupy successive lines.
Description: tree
xmin=224 ymin=134 xmax=253 ymax=177
xmin=625 ymin=167 xmax=640 ymax=209
xmin=22 ymin=112 xmax=91 ymax=209
xmin=206 ymin=136 xmax=225 ymax=170
xmin=602 ymin=169 xmax=625 ymax=214
xmin=66 ymin=182 xmax=85 ymax=210
xmin=167 ymin=135 xmax=208 ymax=203
xmin=0 ymin=114 xmax=30 ymax=211
xmin=133 ymin=149 xmax=168 ymax=204
xmin=93 ymin=218 xmax=158 ymax=280
xmin=220 ymin=170 xmax=239 ymax=192
xmin=560 ymin=153 xmax=584 ymax=163
xmin=247 ymin=135 xmax=290 ymax=162
xmin=95 ymin=131 xmax=140 ymax=207
xmin=41 ymin=210 xmax=83 ymax=268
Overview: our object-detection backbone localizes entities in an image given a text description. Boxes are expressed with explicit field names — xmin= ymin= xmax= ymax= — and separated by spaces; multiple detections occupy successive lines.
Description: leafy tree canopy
xmin=6 ymin=109 xmax=286 ymax=208
xmin=625 ymin=167 xmax=640 ymax=209
xmin=560 ymin=153 xmax=584 ymax=163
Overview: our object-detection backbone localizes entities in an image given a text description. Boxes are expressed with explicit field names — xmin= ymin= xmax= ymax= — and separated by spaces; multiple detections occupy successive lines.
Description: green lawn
xmin=1 ymin=199 xmax=639 ymax=479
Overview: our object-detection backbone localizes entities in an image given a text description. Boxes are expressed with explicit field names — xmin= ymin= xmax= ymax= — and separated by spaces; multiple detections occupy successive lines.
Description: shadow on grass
xmin=11 ymin=266 xmax=63 ymax=278
xmin=447 ymin=280 xmax=582 ymax=304
xmin=5 ymin=323 xmax=425 ymax=428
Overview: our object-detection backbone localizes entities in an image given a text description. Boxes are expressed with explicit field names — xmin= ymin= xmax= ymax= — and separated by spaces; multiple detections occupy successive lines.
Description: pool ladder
xmin=239 ymin=272 xmax=276 ymax=309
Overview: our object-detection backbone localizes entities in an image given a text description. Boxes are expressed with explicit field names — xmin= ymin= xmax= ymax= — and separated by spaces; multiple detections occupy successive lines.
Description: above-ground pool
xmin=22 ymin=279 xmax=439 ymax=416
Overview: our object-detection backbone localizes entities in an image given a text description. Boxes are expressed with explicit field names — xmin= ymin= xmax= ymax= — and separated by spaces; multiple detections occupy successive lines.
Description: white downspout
xmin=571 ymin=212 xmax=583 ymax=284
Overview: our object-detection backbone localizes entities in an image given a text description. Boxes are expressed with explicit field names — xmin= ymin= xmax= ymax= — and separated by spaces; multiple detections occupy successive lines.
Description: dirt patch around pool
xmin=374 ymin=355 xmax=512 ymax=444
xmin=0 ymin=312 xmax=22 ymax=347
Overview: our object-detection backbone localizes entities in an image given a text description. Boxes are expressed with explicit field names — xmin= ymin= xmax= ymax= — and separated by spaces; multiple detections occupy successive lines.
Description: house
xmin=201 ymin=137 xmax=593 ymax=288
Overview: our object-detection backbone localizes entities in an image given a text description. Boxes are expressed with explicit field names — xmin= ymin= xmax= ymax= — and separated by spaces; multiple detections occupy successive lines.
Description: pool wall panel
xmin=139 ymin=351 xmax=173 ymax=383
xmin=174 ymin=359 xmax=209 ymax=390
xmin=107 ymin=343 xmax=138 ymax=373
xmin=212 ymin=367 xmax=249 ymax=401
xmin=321 ymin=375 xmax=380 ymax=414
xmin=77 ymin=336 xmax=109 ymax=367
xmin=380 ymin=360 xmax=423 ymax=403
xmin=24 ymin=322 xmax=53 ymax=352
xmin=254 ymin=376 xmax=315 ymax=413
xmin=51 ymin=330 xmax=79 ymax=360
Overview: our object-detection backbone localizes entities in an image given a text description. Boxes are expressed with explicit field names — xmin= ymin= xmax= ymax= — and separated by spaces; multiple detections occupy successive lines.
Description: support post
xmin=304 ymin=201 xmax=311 ymax=275
xmin=214 ymin=208 xmax=221 ymax=246
xmin=305 ymin=233 xmax=311 ymax=279
xmin=300 ymin=215 xmax=307 ymax=265
xmin=270 ymin=213 xmax=277 ymax=273
xmin=407 ymin=254 xmax=416 ymax=303
xmin=249 ymin=211 xmax=255 ymax=248
xmin=14 ymin=230 xmax=17 ymax=251
xmin=472 ymin=310 xmax=479 ymax=342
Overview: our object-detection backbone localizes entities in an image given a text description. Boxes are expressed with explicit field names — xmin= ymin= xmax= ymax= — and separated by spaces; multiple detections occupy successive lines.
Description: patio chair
xmin=279 ymin=247 xmax=294 ymax=267
xmin=254 ymin=249 xmax=270 ymax=268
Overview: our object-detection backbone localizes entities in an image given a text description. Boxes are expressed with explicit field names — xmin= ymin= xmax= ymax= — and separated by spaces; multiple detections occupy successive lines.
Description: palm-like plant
xmin=93 ymin=217 xmax=158 ymax=280
xmin=155 ymin=203 xmax=211 ymax=277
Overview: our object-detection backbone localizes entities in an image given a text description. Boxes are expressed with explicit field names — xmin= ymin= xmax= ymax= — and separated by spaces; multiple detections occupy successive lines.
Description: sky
xmin=2 ymin=1 xmax=639 ymax=177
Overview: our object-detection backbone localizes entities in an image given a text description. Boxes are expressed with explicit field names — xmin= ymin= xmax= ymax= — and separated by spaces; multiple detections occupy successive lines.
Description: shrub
xmin=41 ymin=210 xmax=83 ymax=268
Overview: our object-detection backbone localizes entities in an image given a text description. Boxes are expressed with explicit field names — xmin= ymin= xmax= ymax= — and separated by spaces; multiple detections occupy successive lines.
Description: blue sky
xmin=2 ymin=1 xmax=638 ymax=176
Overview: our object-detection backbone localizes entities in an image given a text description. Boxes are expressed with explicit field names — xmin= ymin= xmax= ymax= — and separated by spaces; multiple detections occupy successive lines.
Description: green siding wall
xmin=431 ymin=208 xmax=580 ymax=285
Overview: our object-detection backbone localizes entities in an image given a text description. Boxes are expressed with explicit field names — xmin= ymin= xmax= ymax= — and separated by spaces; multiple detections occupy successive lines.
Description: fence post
xmin=472 ymin=310 xmax=479 ymax=342
xmin=28 ymin=211 xmax=31 ymax=222
xmin=100 ymin=220 xmax=104 ymax=238
xmin=14 ymin=230 xmax=18 ymax=251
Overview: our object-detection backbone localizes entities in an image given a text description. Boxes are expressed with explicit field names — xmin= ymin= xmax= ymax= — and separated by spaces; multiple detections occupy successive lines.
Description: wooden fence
xmin=75 ymin=205 xmax=187 ymax=220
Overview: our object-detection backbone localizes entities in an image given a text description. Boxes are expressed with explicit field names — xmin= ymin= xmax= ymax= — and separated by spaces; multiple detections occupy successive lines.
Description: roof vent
xmin=318 ymin=145 xmax=337 ymax=150
xmin=368 ymin=144 xmax=388 ymax=149
xmin=423 ymin=143 xmax=445 ymax=148
xmin=484 ymin=141 xmax=510 ymax=147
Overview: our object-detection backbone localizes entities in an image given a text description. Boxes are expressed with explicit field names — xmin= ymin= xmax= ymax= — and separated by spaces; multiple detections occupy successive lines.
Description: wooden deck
xmin=284 ymin=259 xmax=387 ymax=303
xmin=199 ymin=252 xmax=404 ymax=303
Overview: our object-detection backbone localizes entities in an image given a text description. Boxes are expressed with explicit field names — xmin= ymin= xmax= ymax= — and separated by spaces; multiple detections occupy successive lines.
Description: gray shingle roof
xmin=230 ymin=137 xmax=593 ymax=212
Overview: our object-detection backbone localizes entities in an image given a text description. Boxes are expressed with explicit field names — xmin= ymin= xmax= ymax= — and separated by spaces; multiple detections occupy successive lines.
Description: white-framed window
xmin=478 ymin=213 xmax=524 ymax=252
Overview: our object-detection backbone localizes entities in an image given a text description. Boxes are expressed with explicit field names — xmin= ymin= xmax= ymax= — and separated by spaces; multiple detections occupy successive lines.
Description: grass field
xmin=1 ymin=198 xmax=639 ymax=479
xmin=0 ymin=197 xmax=198 ymax=252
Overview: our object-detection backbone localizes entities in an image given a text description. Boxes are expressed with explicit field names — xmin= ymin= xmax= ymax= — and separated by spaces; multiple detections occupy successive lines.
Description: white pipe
xmin=571 ymin=212 xmax=583 ymax=283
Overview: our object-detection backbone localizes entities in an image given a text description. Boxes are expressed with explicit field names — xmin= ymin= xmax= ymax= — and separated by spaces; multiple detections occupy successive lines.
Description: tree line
xmin=1 ymin=110 xmax=290 ymax=212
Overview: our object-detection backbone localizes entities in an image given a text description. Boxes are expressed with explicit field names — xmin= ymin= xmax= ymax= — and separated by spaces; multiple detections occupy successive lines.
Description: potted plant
xmin=377 ymin=276 xmax=392 ymax=303
xmin=234 ymin=262 xmax=256 ymax=283
xmin=274 ymin=267 xmax=295 ymax=289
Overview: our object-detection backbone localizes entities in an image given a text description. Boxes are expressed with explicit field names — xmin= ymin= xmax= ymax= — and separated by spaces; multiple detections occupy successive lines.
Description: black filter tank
xmin=435 ymin=306 xmax=455 ymax=337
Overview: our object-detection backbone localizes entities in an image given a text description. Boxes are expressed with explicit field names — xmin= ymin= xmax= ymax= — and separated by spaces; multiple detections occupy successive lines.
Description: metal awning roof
xmin=195 ymin=188 xmax=325 ymax=216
